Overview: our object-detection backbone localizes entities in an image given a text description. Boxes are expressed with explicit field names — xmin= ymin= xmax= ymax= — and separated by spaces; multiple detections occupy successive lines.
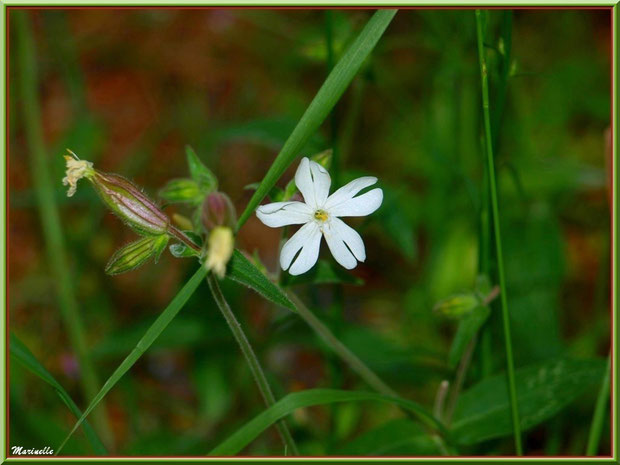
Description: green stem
xmin=287 ymin=292 xmax=398 ymax=398
xmin=444 ymin=336 xmax=477 ymax=424
xmin=206 ymin=273 xmax=299 ymax=456
xmin=475 ymin=10 xmax=523 ymax=456
xmin=14 ymin=10 xmax=114 ymax=449
xmin=586 ymin=355 xmax=611 ymax=456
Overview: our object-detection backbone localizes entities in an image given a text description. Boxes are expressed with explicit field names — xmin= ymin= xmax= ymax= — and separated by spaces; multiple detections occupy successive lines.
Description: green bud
xmin=105 ymin=235 xmax=169 ymax=275
xmin=91 ymin=171 xmax=170 ymax=236
xmin=433 ymin=292 xmax=480 ymax=318
xmin=159 ymin=178 xmax=203 ymax=205
xmin=310 ymin=148 xmax=333 ymax=170
xmin=201 ymin=191 xmax=237 ymax=231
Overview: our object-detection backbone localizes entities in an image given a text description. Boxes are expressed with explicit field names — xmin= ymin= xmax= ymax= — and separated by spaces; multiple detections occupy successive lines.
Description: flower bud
xmin=433 ymin=292 xmax=480 ymax=318
xmin=91 ymin=171 xmax=170 ymax=236
xmin=310 ymin=148 xmax=333 ymax=170
xmin=63 ymin=152 xmax=170 ymax=236
xmin=201 ymin=191 xmax=236 ymax=231
xmin=205 ymin=226 xmax=234 ymax=278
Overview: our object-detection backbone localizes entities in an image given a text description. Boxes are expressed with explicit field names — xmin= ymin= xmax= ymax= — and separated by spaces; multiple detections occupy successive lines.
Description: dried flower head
xmin=62 ymin=152 xmax=94 ymax=197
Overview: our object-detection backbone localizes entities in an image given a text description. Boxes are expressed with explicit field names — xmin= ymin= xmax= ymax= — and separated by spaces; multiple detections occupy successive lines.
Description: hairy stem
xmin=168 ymin=224 xmax=202 ymax=253
xmin=475 ymin=9 xmax=523 ymax=455
xmin=206 ymin=273 xmax=299 ymax=455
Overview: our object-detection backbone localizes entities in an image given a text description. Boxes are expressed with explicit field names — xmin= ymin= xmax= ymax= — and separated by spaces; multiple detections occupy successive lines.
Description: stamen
xmin=314 ymin=209 xmax=329 ymax=222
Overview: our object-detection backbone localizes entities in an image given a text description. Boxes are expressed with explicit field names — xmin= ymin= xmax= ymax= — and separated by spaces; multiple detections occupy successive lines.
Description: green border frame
xmin=1 ymin=2 xmax=617 ymax=463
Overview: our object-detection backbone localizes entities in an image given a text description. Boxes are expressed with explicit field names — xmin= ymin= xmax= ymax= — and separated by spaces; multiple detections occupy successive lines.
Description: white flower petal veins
xmin=256 ymin=157 xmax=383 ymax=275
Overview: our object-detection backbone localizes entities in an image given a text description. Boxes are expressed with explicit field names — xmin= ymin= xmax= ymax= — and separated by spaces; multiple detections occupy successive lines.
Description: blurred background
xmin=8 ymin=8 xmax=611 ymax=456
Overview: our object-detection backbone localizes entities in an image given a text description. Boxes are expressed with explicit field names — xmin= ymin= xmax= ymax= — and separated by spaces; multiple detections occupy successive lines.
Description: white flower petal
xmin=295 ymin=157 xmax=331 ymax=209
xmin=256 ymin=201 xmax=313 ymax=228
xmin=324 ymin=176 xmax=377 ymax=210
xmin=280 ymin=222 xmax=322 ymax=275
xmin=330 ymin=217 xmax=366 ymax=262
xmin=323 ymin=218 xmax=361 ymax=269
xmin=328 ymin=188 xmax=383 ymax=218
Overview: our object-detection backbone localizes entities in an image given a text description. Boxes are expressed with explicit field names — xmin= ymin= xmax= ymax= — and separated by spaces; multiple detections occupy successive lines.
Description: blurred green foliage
xmin=9 ymin=8 xmax=610 ymax=456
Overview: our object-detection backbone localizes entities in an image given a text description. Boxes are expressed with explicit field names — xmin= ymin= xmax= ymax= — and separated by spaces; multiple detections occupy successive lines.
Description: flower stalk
xmin=206 ymin=273 xmax=299 ymax=455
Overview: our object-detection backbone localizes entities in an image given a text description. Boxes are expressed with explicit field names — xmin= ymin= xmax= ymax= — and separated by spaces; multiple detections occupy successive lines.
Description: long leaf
xmin=451 ymin=357 xmax=606 ymax=445
xmin=208 ymin=388 xmax=446 ymax=456
xmin=227 ymin=249 xmax=295 ymax=311
xmin=236 ymin=9 xmax=397 ymax=229
xmin=56 ymin=266 xmax=207 ymax=454
xmin=9 ymin=333 xmax=107 ymax=455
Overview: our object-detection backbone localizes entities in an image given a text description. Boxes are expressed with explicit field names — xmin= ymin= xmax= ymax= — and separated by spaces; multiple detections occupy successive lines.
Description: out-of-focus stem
xmin=206 ymin=273 xmax=299 ymax=455
xmin=444 ymin=337 xmax=477 ymax=424
xmin=475 ymin=10 xmax=523 ymax=455
xmin=14 ymin=10 xmax=114 ymax=449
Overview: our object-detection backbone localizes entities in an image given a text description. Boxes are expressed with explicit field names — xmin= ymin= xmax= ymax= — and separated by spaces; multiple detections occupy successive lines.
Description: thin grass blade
xmin=55 ymin=266 xmax=207 ymax=454
xmin=10 ymin=333 xmax=107 ymax=455
xmin=236 ymin=9 xmax=397 ymax=229
xmin=586 ymin=355 xmax=611 ymax=455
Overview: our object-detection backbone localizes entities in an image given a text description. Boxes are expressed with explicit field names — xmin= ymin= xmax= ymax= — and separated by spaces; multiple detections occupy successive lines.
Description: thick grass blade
xmin=236 ymin=9 xmax=397 ymax=229
xmin=10 ymin=333 xmax=107 ymax=455
xmin=55 ymin=266 xmax=207 ymax=454
xmin=14 ymin=10 xmax=113 ymax=446
xmin=208 ymin=388 xmax=446 ymax=456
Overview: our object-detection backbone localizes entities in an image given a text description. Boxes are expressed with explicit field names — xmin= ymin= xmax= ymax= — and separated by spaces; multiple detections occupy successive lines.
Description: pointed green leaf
xmin=186 ymin=145 xmax=217 ymax=192
xmin=226 ymin=249 xmax=295 ymax=311
xmin=10 ymin=333 xmax=107 ymax=455
xmin=153 ymin=235 xmax=170 ymax=263
xmin=452 ymin=358 xmax=606 ymax=445
xmin=236 ymin=10 xmax=397 ymax=229
xmin=105 ymin=235 xmax=169 ymax=275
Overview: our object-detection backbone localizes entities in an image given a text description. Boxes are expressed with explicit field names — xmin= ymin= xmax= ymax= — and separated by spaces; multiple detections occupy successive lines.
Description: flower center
xmin=314 ymin=209 xmax=329 ymax=223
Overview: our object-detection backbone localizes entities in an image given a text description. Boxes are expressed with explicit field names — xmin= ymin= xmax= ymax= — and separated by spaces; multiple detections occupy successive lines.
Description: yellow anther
xmin=314 ymin=210 xmax=329 ymax=222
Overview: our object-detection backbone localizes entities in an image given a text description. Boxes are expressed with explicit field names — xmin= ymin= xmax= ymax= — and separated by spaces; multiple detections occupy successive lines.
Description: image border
xmin=1 ymin=2 xmax=617 ymax=463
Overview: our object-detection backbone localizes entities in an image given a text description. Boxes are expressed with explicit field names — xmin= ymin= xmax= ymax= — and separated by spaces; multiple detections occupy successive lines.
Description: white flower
xmin=256 ymin=157 xmax=383 ymax=275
